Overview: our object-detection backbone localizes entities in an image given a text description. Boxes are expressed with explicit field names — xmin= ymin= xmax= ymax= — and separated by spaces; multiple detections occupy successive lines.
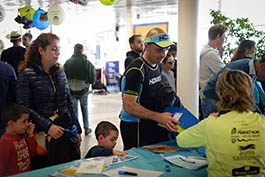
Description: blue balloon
xmin=32 ymin=8 xmax=50 ymax=30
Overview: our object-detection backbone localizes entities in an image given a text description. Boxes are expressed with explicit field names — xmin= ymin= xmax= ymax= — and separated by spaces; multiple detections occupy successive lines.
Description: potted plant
xmin=210 ymin=9 xmax=265 ymax=63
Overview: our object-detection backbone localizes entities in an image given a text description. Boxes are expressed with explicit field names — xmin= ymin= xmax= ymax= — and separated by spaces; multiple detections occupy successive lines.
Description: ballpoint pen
xmin=118 ymin=170 xmax=138 ymax=176
xmin=165 ymin=165 xmax=171 ymax=172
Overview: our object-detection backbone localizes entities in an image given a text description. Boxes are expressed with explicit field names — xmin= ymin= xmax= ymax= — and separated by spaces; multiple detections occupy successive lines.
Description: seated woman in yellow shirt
xmin=177 ymin=69 xmax=265 ymax=177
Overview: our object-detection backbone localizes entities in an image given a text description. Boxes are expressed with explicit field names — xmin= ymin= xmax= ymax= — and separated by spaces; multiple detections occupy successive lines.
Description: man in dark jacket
xmin=202 ymin=56 xmax=265 ymax=117
xmin=1 ymin=31 xmax=26 ymax=74
xmin=0 ymin=61 xmax=16 ymax=136
xmin=124 ymin=34 xmax=144 ymax=69
xmin=64 ymin=44 xmax=96 ymax=135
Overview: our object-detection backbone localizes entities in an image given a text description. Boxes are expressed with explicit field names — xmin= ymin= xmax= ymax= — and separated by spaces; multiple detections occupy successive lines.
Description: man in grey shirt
xmin=200 ymin=24 xmax=228 ymax=118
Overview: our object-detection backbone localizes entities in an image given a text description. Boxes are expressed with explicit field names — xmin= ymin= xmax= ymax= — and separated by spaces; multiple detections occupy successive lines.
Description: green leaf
xmin=209 ymin=9 xmax=265 ymax=62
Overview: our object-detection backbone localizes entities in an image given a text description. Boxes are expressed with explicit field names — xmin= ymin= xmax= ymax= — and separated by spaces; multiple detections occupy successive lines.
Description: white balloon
xmin=48 ymin=3 xmax=65 ymax=25
xmin=0 ymin=5 xmax=6 ymax=22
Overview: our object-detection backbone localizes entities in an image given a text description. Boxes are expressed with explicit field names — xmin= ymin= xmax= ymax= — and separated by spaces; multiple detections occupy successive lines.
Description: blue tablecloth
xmin=11 ymin=140 xmax=207 ymax=177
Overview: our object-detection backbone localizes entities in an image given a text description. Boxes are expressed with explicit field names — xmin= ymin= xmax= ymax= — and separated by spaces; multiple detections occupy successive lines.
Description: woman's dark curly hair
xmin=18 ymin=33 xmax=59 ymax=71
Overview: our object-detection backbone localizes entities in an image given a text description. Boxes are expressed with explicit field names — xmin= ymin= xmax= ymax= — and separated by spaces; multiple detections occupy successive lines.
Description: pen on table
xmin=118 ymin=170 xmax=138 ymax=176
xmin=165 ymin=165 xmax=171 ymax=172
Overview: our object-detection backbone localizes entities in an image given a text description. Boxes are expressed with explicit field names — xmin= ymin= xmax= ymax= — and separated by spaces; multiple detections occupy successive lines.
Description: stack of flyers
xmin=162 ymin=154 xmax=208 ymax=170
xmin=143 ymin=145 xmax=181 ymax=153
xmin=92 ymin=155 xmax=138 ymax=167
xmin=49 ymin=160 xmax=85 ymax=177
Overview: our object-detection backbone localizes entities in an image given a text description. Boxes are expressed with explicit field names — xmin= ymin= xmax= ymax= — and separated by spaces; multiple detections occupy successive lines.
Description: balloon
xmin=0 ymin=5 xmax=5 ymax=22
xmin=33 ymin=8 xmax=50 ymax=30
xmin=69 ymin=0 xmax=88 ymax=6
xmin=19 ymin=6 xmax=35 ymax=21
xmin=0 ymin=39 xmax=4 ymax=53
xmin=48 ymin=3 xmax=65 ymax=25
xmin=99 ymin=0 xmax=117 ymax=6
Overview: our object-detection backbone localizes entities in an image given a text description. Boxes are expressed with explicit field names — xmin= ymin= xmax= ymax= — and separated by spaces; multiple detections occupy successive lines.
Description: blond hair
xmin=216 ymin=69 xmax=255 ymax=112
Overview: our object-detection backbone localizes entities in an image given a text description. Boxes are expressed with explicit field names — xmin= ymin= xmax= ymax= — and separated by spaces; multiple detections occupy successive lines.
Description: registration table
xmin=11 ymin=140 xmax=207 ymax=177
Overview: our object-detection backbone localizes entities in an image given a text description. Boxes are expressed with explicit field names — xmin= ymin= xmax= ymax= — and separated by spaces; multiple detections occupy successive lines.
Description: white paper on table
xmin=75 ymin=159 xmax=104 ymax=173
xmin=163 ymin=154 xmax=208 ymax=170
xmin=91 ymin=155 xmax=138 ymax=166
xmin=103 ymin=166 xmax=164 ymax=177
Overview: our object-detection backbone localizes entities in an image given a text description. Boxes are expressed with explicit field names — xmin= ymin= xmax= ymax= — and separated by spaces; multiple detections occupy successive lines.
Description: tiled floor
xmin=78 ymin=92 xmax=124 ymax=158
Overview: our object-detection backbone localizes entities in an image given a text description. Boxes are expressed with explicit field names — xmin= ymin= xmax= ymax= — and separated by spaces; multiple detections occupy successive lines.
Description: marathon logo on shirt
xmin=238 ymin=144 xmax=255 ymax=151
xmin=232 ymin=165 xmax=260 ymax=176
xmin=230 ymin=128 xmax=260 ymax=144
xmin=149 ymin=75 xmax=161 ymax=85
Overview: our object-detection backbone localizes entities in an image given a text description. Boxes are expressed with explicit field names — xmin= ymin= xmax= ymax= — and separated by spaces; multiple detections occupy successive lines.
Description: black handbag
xmin=47 ymin=65 xmax=81 ymax=166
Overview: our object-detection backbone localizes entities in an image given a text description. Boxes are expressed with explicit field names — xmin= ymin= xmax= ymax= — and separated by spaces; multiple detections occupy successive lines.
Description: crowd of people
xmin=0 ymin=24 xmax=264 ymax=177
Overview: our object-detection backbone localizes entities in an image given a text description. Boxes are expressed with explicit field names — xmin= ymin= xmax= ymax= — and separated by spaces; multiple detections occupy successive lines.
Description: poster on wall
xmin=105 ymin=61 xmax=120 ymax=92
xmin=95 ymin=44 xmax=100 ymax=60
xmin=133 ymin=22 xmax=168 ymax=37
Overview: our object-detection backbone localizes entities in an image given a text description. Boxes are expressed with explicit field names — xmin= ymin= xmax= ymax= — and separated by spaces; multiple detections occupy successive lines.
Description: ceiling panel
xmin=0 ymin=0 xmax=178 ymax=17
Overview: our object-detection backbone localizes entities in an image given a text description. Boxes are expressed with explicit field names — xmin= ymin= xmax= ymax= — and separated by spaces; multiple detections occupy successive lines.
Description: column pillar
xmin=177 ymin=0 xmax=199 ymax=117
xmin=126 ymin=0 xmax=133 ymax=51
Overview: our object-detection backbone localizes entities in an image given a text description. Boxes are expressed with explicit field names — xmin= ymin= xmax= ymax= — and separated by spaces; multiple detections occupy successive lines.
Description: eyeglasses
xmin=51 ymin=46 xmax=60 ymax=52
xmin=166 ymin=61 xmax=174 ymax=65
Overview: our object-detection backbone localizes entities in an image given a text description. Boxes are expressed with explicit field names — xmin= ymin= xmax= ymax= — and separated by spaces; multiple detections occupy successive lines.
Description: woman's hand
xmin=48 ymin=124 xmax=64 ymax=139
xmin=209 ymin=112 xmax=219 ymax=117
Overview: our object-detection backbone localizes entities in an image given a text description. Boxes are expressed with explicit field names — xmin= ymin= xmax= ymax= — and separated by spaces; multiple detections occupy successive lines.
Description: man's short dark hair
xmin=208 ymin=24 xmax=228 ymax=41
xmin=1 ymin=103 xmax=29 ymax=127
xmin=74 ymin=43 xmax=83 ymax=54
xmin=129 ymin=34 xmax=143 ymax=44
xmin=95 ymin=121 xmax=118 ymax=140
xmin=23 ymin=33 xmax=33 ymax=41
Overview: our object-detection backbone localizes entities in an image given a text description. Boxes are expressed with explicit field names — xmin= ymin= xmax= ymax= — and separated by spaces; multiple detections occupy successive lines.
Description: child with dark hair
xmin=85 ymin=121 xmax=127 ymax=158
xmin=177 ymin=69 xmax=265 ymax=177
xmin=0 ymin=103 xmax=36 ymax=176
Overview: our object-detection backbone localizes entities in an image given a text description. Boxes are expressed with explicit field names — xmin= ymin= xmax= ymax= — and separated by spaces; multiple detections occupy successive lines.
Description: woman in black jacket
xmin=16 ymin=33 xmax=82 ymax=168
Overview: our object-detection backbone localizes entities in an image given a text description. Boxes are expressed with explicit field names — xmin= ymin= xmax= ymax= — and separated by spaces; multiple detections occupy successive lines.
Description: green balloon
xmin=19 ymin=6 xmax=35 ymax=21
xmin=99 ymin=0 xmax=117 ymax=6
